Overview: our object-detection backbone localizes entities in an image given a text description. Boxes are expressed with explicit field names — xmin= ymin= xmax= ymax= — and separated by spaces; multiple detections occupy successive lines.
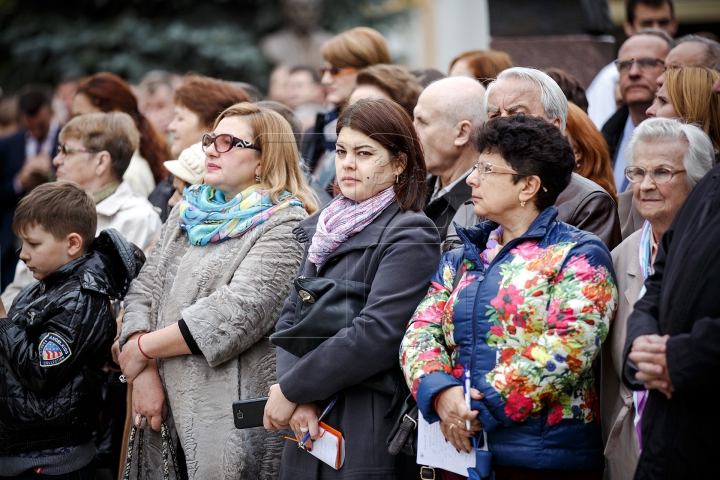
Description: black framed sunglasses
xmin=202 ymin=133 xmax=261 ymax=153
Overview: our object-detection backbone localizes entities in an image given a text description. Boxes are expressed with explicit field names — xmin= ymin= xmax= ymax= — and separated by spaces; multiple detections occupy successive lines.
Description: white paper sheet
xmin=416 ymin=410 xmax=477 ymax=477
xmin=306 ymin=426 xmax=344 ymax=470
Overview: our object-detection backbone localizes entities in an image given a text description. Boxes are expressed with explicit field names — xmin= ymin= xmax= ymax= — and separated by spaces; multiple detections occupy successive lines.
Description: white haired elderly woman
xmin=600 ymin=118 xmax=714 ymax=480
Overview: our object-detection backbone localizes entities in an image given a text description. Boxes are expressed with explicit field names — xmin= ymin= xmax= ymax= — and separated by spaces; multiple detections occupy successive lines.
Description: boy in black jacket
xmin=0 ymin=182 xmax=143 ymax=478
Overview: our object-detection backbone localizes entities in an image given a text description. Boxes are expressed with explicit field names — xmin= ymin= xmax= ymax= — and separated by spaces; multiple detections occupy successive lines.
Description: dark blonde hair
xmin=566 ymin=102 xmax=618 ymax=202
xmin=60 ymin=112 xmax=140 ymax=181
xmin=449 ymin=50 xmax=513 ymax=86
xmin=664 ymin=67 xmax=720 ymax=153
xmin=212 ymin=103 xmax=318 ymax=213
xmin=321 ymin=27 xmax=391 ymax=69
xmin=13 ymin=182 xmax=97 ymax=250
xmin=355 ymin=64 xmax=423 ymax=116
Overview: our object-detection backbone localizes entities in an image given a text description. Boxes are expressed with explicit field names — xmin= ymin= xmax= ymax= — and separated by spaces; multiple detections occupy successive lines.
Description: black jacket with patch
xmin=0 ymin=229 xmax=143 ymax=454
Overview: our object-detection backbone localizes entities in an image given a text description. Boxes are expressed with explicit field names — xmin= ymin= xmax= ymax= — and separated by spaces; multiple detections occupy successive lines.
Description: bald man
xmin=414 ymin=77 xmax=486 ymax=240
xmin=656 ymin=34 xmax=720 ymax=85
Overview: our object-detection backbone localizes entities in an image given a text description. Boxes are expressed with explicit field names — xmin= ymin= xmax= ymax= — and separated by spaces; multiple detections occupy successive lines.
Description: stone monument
xmin=260 ymin=0 xmax=333 ymax=69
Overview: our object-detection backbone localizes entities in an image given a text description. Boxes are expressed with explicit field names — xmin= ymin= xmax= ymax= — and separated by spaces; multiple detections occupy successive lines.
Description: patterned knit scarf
xmin=308 ymin=187 xmax=396 ymax=267
xmin=178 ymin=184 xmax=303 ymax=246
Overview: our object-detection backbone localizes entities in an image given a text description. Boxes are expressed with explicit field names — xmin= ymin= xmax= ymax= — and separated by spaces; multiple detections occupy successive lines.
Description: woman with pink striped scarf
xmin=264 ymin=98 xmax=441 ymax=479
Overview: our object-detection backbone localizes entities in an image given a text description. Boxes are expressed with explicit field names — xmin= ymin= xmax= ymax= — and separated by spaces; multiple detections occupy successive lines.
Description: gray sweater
xmin=120 ymin=205 xmax=307 ymax=480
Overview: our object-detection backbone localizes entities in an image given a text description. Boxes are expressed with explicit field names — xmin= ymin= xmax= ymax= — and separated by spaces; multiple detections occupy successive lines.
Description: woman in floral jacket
xmin=401 ymin=115 xmax=618 ymax=480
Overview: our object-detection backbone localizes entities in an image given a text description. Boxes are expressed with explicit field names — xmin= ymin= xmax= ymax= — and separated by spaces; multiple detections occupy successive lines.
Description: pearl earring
xmin=255 ymin=174 xmax=261 ymax=182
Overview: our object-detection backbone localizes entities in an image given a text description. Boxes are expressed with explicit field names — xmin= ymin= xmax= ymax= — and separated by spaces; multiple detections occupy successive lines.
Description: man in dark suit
xmin=414 ymin=77 xmax=486 ymax=241
xmin=0 ymin=87 xmax=58 ymax=290
xmin=602 ymin=30 xmax=672 ymax=196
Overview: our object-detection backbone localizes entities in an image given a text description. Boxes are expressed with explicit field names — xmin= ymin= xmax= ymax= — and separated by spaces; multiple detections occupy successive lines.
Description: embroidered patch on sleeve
xmin=39 ymin=333 xmax=72 ymax=367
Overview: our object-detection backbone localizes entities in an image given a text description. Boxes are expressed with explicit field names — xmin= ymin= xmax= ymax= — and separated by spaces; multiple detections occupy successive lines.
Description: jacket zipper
xmin=469 ymin=233 xmax=544 ymax=397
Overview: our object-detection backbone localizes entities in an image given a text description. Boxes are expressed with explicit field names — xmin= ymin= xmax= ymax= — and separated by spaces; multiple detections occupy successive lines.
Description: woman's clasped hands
xmin=436 ymin=385 xmax=484 ymax=453
xmin=119 ymin=332 xmax=168 ymax=431
xmin=264 ymin=383 xmax=322 ymax=451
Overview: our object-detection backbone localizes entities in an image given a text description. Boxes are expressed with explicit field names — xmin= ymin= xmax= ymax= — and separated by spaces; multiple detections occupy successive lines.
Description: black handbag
xmin=269 ymin=275 xmax=400 ymax=396
xmin=387 ymin=390 xmax=418 ymax=456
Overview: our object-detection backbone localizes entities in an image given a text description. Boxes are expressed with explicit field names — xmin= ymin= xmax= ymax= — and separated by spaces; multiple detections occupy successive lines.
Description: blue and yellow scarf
xmin=178 ymin=184 xmax=303 ymax=246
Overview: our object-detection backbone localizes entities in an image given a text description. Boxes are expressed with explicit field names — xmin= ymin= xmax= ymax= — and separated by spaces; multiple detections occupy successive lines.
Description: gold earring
xmin=520 ymin=200 xmax=526 ymax=207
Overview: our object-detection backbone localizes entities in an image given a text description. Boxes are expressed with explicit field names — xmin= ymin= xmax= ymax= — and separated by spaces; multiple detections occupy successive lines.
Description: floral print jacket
xmin=400 ymin=207 xmax=617 ymax=470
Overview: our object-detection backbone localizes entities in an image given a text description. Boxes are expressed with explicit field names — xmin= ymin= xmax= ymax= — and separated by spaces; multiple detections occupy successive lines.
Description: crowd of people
xmin=1 ymin=0 xmax=720 ymax=479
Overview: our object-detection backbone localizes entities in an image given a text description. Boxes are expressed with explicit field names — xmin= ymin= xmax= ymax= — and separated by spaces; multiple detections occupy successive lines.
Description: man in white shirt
xmin=414 ymin=77 xmax=486 ymax=240
xmin=586 ymin=0 xmax=678 ymax=128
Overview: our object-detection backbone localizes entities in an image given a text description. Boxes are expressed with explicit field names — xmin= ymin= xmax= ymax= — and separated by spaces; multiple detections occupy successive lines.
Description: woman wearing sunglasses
xmin=401 ymin=115 xmax=618 ymax=480
xmin=301 ymin=27 xmax=391 ymax=193
xmin=600 ymin=118 xmax=714 ymax=480
xmin=117 ymin=103 xmax=317 ymax=479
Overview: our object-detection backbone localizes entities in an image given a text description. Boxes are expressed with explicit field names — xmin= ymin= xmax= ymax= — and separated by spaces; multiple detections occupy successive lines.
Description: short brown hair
xmin=212 ymin=103 xmax=318 ymax=214
xmin=60 ymin=112 xmax=140 ymax=181
xmin=13 ymin=181 xmax=97 ymax=250
xmin=355 ymin=64 xmax=424 ymax=116
xmin=449 ymin=50 xmax=513 ymax=86
xmin=321 ymin=27 xmax=391 ymax=69
xmin=174 ymin=75 xmax=250 ymax=129
xmin=337 ymin=98 xmax=427 ymax=212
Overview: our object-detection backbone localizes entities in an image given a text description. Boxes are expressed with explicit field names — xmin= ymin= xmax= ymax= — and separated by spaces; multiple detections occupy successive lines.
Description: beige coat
xmin=601 ymin=229 xmax=643 ymax=480
xmin=119 ymin=205 xmax=307 ymax=480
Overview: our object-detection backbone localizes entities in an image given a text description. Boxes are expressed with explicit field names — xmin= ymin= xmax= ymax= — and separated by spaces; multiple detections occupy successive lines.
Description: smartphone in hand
xmin=232 ymin=397 xmax=269 ymax=429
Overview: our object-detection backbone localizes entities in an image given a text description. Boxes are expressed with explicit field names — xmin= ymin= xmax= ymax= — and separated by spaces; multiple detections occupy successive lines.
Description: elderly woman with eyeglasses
xmin=401 ymin=115 xmax=618 ymax=480
xmin=117 ymin=103 xmax=318 ymax=479
xmin=600 ymin=118 xmax=714 ymax=480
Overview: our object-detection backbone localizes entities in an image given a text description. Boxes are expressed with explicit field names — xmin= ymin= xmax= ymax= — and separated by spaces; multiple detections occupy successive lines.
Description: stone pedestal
xmin=490 ymin=35 xmax=616 ymax=88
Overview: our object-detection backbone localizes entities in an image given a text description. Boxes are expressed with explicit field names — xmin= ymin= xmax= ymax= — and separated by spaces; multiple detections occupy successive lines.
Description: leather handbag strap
xmin=122 ymin=422 xmax=179 ymax=480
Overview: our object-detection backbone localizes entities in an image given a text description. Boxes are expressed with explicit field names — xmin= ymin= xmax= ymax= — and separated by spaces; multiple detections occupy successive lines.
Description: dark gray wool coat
xmin=275 ymin=200 xmax=441 ymax=480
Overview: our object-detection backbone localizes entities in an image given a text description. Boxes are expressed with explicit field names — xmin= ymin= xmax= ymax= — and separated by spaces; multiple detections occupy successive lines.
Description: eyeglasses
xmin=615 ymin=58 xmax=665 ymax=75
xmin=202 ymin=133 xmax=261 ymax=153
xmin=319 ymin=66 xmax=358 ymax=78
xmin=625 ymin=166 xmax=686 ymax=184
xmin=56 ymin=144 xmax=96 ymax=156
xmin=472 ymin=161 xmax=519 ymax=175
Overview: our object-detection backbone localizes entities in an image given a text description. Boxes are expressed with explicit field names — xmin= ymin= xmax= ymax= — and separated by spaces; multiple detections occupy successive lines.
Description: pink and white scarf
xmin=308 ymin=187 xmax=396 ymax=267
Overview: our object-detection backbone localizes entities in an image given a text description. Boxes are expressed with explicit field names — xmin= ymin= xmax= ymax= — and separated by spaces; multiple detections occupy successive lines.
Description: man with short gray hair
xmin=414 ymin=76 xmax=486 ymax=240
xmin=448 ymin=67 xmax=621 ymax=250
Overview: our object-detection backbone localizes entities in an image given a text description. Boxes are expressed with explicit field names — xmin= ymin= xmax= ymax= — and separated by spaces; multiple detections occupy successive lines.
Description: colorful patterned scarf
xmin=178 ymin=184 xmax=303 ymax=246
xmin=308 ymin=187 xmax=396 ymax=267
xmin=481 ymin=226 xmax=504 ymax=269
xmin=633 ymin=220 xmax=653 ymax=452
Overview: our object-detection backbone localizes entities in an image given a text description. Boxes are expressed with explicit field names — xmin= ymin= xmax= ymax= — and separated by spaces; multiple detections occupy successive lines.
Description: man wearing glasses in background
xmin=601 ymin=30 xmax=673 ymax=195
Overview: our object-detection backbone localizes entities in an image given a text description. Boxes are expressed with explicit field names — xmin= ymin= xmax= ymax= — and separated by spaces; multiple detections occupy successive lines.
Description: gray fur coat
xmin=119 ymin=205 xmax=307 ymax=480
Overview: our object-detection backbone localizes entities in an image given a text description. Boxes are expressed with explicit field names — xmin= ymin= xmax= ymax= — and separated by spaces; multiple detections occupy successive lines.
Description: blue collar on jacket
xmin=454 ymin=206 xmax=559 ymax=267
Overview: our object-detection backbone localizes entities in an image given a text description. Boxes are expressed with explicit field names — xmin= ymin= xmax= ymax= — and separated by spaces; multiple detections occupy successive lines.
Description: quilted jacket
xmin=401 ymin=207 xmax=618 ymax=471
xmin=0 ymin=229 xmax=143 ymax=454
